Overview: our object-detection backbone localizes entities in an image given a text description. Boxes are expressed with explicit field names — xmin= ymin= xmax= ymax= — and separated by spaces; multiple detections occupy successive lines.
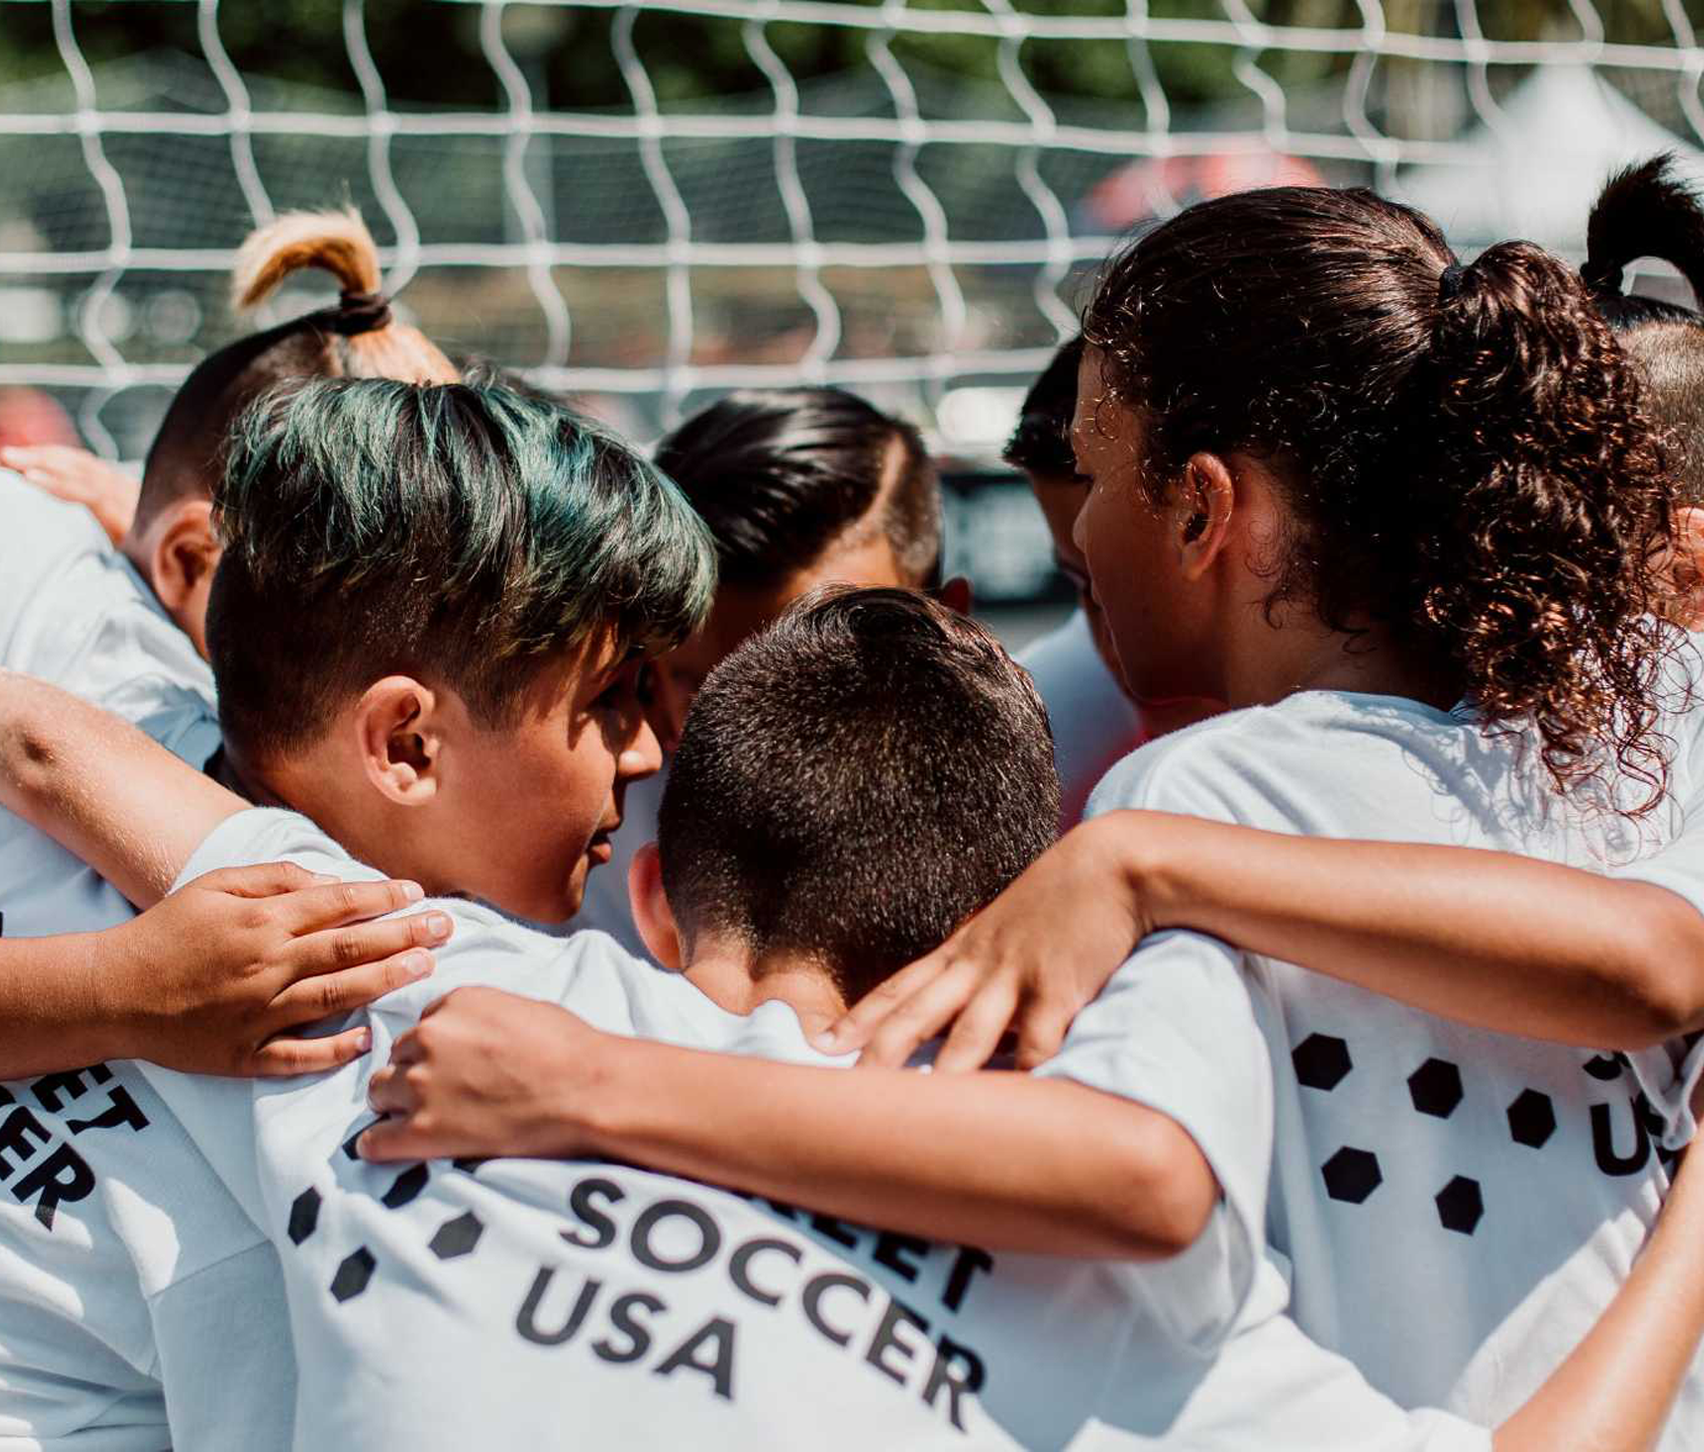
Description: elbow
xmin=4 ymin=729 xmax=65 ymax=814
xmin=1609 ymin=891 xmax=1704 ymax=1046
xmin=1098 ymin=1117 xmax=1219 ymax=1260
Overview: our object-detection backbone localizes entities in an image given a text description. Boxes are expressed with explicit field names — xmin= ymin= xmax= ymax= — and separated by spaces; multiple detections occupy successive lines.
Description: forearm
xmin=0 ymin=670 xmax=240 ymax=907
xmin=579 ymin=1038 xmax=1215 ymax=1259
xmin=1493 ymin=1149 xmax=1704 ymax=1451
xmin=1125 ymin=812 xmax=1704 ymax=1048
xmin=0 ymin=933 xmax=128 ymax=1076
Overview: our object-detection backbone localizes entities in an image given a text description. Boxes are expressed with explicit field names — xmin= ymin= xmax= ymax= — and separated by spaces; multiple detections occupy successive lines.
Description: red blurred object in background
xmin=0 ymin=388 xmax=78 ymax=452
xmin=1085 ymin=150 xmax=1327 ymax=232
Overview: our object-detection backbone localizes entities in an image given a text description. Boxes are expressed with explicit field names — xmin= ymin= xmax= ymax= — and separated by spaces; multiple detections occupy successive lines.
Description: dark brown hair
xmin=1584 ymin=155 xmax=1704 ymax=506
xmin=658 ymin=586 xmax=1059 ymax=1003
xmin=137 ymin=208 xmax=459 ymax=533
xmin=1004 ymin=334 xmax=1084 ymax=479
xmin=209 ymin=378 xmax=713 ymax=763
xmin=1082 ymin=185 xmax=1677 ymax=807
xmin=653 ymin=388 xmax=941 ymax=590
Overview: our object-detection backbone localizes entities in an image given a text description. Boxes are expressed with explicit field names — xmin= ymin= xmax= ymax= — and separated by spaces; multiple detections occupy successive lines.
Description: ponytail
xmin=230 ymin=208 xmax=458 ymax=386
xmin=1082 ymin=185 xmax=1677 ymax=812
xmin=137 ymin=207 xmax=460 ymax=530
xmin=1583 ymin=155 xmax=1704 ymax=316
xmin=1579 ymin=155 xmax=1704 ymax=511
xmin=1420 ymin=242 xmax=1676 ymax=804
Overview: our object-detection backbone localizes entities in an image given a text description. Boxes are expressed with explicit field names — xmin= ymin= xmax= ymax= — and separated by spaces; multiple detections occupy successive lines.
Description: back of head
xmin=1004 ymin=334 xmax=1084 ymax=479
xmin=1583 ymin=155 xmax=1704 ymax=505
xmin=653 ymin=388 xmax=941 ymax=590
xmin=136 ymin=209 xmax=461 ymax=535
xmin=658 ymin=587 xmax=1059 ymax=1002
xmin=1083 ymin=184 xmax=1676 ymax=806
xmin=207 ymin=377 xmax=715 ymax=764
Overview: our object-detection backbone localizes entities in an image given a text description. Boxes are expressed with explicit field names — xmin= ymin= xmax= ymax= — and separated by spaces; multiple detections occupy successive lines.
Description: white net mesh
xmin=4 ymin=0 xmax=1704 ymax=463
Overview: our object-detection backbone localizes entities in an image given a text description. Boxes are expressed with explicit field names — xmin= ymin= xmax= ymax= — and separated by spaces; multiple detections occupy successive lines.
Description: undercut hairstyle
xmin=653 ymin=388 xmax=941 ymax=590
xmin=658 ymin=587 xmax=1059 ymax=1003
xmin=1084 ymin=185 xmax=1677 ymax=809
xmin=207 ymin=378 xmax=716 ymax=762
xmin=136 ymin=208 xmax=459 ymax=534
xmin=1583 ymin=155 xmax=1704 ymax=505
xmin=1003 ymin=334 xmax=1084 ymax=479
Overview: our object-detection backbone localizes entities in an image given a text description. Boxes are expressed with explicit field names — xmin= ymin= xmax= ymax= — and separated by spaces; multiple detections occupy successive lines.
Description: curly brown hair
xmin=1081 ymin=185 xmax=1679 ymax=810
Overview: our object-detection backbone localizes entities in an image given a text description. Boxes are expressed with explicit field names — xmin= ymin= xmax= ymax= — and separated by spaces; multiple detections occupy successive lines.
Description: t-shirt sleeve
xmin=149 ymin=1242 xmax=295 ymax=1452
xmin=147 ymin=807 xmax=382 ymax=1225
xmin=1609 ymin=832 xmax=1704 ymax=1148
xmin=1031 ymin=929 xmax=1274 ymax=1355
xmin=172 ymin=805 xmax=375 ymax=892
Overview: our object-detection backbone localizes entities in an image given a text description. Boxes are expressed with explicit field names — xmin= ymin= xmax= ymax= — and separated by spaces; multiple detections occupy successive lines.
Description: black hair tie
xmin=329 ymin=289 xmax=392 ymax=336
xmin=1580 ymin=258 xmax=1625 ymax=297
xmin=1437 ymin=262 xmax=1468 ymax=304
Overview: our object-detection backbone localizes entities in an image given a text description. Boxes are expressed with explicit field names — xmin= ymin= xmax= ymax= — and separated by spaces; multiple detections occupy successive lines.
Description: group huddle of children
xmin=2 ymin=153 xmax=1704 ymax=1450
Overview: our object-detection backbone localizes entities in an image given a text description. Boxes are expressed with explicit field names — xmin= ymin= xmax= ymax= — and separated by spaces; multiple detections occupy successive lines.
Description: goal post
xmin=2 ymin=0 xmax=1702 ymax=464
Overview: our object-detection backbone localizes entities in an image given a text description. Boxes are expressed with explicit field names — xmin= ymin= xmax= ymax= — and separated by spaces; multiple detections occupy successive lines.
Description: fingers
xmin=189 ymin=861 xmax=336 ymax=899
xmin=270 ymin=948 xmax=436 ymax=1026
xmin=275 ymin=878 xmax=429 ymax=933
xmin=365 ymin=1063 xmax=419 ymax=1115
xmin=357 ymin=1118 xmax=439 ymax=1163
xmin=248 ymin=1025 xmax=372 ymax=1078
xmin=816 ymin=955 xmax=948 ymax=1054
xmin=387 ymin=1025 xmax=427 ymax=1066
xmin=0 ymin=444 xmax=83 ymax=482
xmin=1013 ymin=1001 xmax=1076 ymax=1072
xmin=933 ymin=972 xmax=1024 ymax=1073
xmin=283 ymin=911 xmax=452 ymax=981
xmin=857 ymin=959 xmax=988 ymax=1069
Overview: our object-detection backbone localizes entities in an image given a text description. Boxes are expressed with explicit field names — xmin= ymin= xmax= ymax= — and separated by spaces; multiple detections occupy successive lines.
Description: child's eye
xmin=594 ymin=662 xmax=644 ymax=714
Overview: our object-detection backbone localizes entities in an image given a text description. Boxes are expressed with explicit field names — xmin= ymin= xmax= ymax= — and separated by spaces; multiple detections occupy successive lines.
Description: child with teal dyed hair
xmin=0 ymin=373 xmax=717 ymax=1449
xmin=204 ymin=376 xmax=716 ymax=926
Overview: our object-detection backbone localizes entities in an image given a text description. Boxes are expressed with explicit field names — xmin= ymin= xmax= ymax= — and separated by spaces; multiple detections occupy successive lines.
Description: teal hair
xmin=209 ymin=377 xmax=716 ymax=755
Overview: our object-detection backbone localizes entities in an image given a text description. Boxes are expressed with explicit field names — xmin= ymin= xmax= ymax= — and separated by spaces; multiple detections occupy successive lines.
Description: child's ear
xmin=354 ymin=677 xmax=442 ymax=807
xmin=628 ymin=841 xmax=684 ymax=970
xmin=147 ymin=499 xmax=218 ymax=597
xmin=1175 ymin=453 xmax=1237 ymax=580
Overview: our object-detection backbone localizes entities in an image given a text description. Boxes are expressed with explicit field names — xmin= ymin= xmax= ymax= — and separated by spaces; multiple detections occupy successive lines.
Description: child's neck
xmin=683 ymin=946 xmax=848 ymax=1041
xmin=1219 ymin=612 xmax=1460 ymax=713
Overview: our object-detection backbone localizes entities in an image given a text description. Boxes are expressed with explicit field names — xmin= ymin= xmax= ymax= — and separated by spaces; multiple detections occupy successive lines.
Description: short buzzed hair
xmin=654 ymin=388 xmax=942 ymax=589
xmin=208 ymin=378 xmax=716 ymax=761
xmin=1622 ymin=324 xmax=1704 ymax=505
xmin=658 ymin=587 xmax=1059 ymax=1003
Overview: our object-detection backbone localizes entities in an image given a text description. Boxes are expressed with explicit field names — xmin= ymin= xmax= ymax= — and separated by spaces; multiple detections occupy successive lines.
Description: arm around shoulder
xmin=0 ymin=669 xmax=243 ymax=906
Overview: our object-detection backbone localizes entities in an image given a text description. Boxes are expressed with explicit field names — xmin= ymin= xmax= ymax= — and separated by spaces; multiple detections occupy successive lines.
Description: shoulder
xmin=1086 ymin=703 xmax=1276 ymax=819
xmin=174 ymin=808 xmax=364 ymax=891
xmin=0 ymin=471 xmax=114 ymax=667
xmin=70 ymin=556 xmax=216 ymax=716
xmin=1086 ymin=692 xmax=1482 ymax=833
xmin=0 ymin=469 xmax=107 ymax=553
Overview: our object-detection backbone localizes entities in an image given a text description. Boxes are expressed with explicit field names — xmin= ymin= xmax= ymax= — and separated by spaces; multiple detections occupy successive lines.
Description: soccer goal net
xmin=3 ymin=0 xmax=1703 ymax=469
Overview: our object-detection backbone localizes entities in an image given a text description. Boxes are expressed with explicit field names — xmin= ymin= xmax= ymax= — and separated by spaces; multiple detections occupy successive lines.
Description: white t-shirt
xmin=162 ymin=807 xmax=1496 ymax=1451
xmin=0 ymin=471 xmax=291 ymax=1451
xmin=0 ymin=471 xmax=220 ymax=940
xmin=1616 ymin=630 xmax=1704 ymax=935
xmin=1018 ymin=610 xmax=1142 ymax=828
xmin=1073 ymin=690 xmax=1702 ymax=1445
